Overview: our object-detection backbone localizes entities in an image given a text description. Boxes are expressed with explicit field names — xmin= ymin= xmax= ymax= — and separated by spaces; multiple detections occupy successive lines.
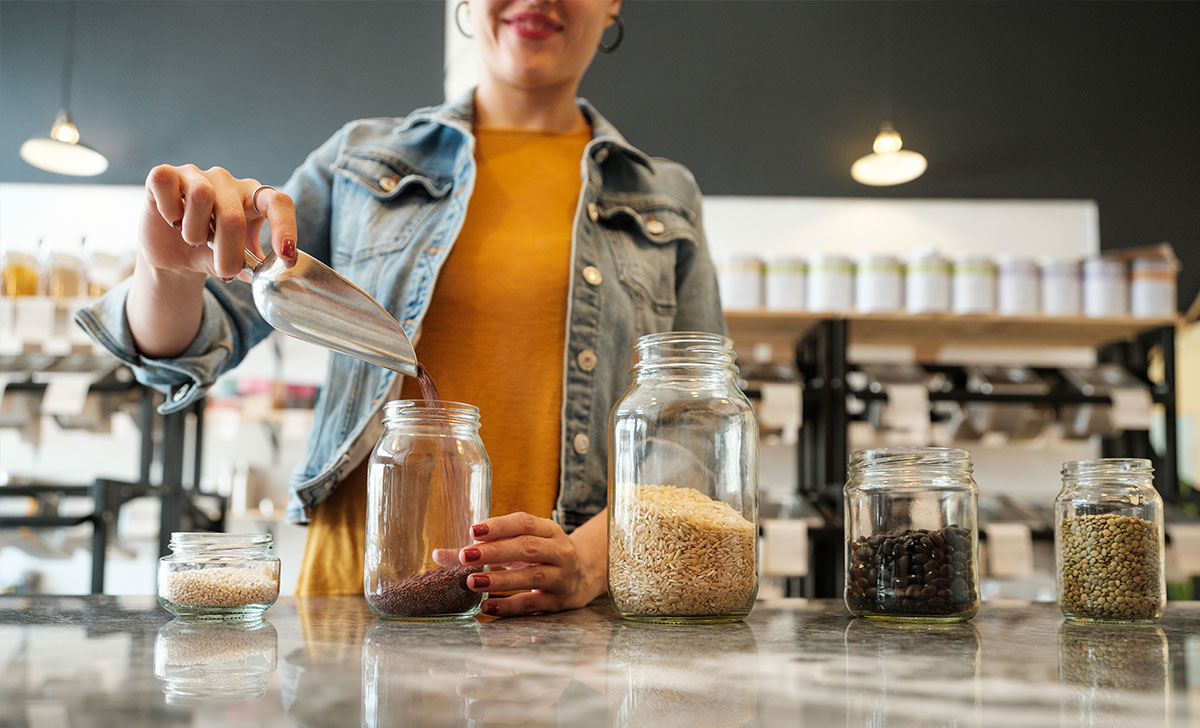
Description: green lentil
xmin=1058 ymin=513 xmax=1163 ymax=622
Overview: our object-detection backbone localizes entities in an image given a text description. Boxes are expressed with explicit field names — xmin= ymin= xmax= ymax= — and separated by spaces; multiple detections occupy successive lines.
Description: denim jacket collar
xmin=400 ymin=88 xmax=654 ymax=171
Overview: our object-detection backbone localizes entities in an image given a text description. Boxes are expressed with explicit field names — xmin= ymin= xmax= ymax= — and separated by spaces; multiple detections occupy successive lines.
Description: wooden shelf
xmin=725 ymin=310 xmax=1178 ymax=356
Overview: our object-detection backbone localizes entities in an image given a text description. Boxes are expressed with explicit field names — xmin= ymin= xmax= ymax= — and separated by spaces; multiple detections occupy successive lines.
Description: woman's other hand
xmin=141 ymin=163 xmax=299 ymax=281
xmin=460 ymin=509 xmax=608 ymax=617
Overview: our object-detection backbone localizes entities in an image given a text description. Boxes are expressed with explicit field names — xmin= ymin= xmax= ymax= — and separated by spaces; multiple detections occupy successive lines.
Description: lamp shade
xmin=851 ymin=125 xmax=926 ymax=187
xmin=20 ymin=110 xmax=108 ymax=177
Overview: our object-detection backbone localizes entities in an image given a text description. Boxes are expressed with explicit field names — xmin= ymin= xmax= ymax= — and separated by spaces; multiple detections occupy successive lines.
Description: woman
xmin=77 ymin=0 xmax=724 ymax=617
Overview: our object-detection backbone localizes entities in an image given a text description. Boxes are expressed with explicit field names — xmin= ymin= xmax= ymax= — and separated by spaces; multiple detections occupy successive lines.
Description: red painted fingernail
xmin=471 ymin=524 xmax=489 ymax=538
xmin=471 ymin=574 xmax=490 ymax=589
xmin=483 ymin=602 xmax=500 ymax=615
xmin=463 ymin=547 xmax=481 ymax=563
xmin=281 ymin=238 xmax=295 ymax=259
xmin=172 ymin=220 xmax=183 ymax=230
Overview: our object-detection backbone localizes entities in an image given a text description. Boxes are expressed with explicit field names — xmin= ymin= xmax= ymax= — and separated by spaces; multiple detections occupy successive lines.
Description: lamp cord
xmin=879 ymin=1 xmax=895 ymax=125
xmin=60 ymin=1 xmax=76 ymax=110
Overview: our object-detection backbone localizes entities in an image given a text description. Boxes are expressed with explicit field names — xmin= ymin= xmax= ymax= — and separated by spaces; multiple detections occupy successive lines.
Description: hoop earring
xmin=598 ymin=15 xmax=623 ymax=53
xmin=454 ymin=0 xmax=473 ymax=38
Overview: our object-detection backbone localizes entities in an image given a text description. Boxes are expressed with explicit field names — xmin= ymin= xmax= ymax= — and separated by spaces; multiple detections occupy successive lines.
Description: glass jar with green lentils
xmin=1054 ymin=459 xmax=1165 ymax=623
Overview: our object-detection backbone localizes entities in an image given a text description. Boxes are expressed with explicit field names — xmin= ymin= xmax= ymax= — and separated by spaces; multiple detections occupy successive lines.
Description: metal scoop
xmin=220 ymin=244 xmax=418 ymax=377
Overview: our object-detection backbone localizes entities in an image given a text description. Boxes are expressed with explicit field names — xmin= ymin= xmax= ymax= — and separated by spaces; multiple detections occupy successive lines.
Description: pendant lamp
xmin=20 ymin=2 xmax=109 ymax=176
xmin=851 ymin=123 xmax=927 ymax=186
xmin=851 ymin=3 xmax=924 ymax=187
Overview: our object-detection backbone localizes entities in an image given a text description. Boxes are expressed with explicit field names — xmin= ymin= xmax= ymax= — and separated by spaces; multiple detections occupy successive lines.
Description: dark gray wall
xmin=0 ymin=0 xmax=446 ymax=184
xmin=581 ymin=1 xmax=1200 ymax=309
xmin=3 ymin=1 xmax=1197 ymax=307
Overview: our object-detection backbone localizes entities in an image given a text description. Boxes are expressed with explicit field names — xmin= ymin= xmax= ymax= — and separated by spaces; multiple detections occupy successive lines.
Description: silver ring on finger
xmin=250 ymin=185 xmax=276 ymax=217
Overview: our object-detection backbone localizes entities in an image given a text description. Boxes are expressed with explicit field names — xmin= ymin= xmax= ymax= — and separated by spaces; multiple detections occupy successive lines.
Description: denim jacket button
xmin=645 ymin=216 xmax=665 ymax=235
xmin=577 ymin=349 xmax=598 ymax=372
xmin=586 ymin=202 xmax=599 ymax=222
xmin=582 ymin=266 xmax=602 ymax=286
xmin=573 ymin=433 xmax=590 ymax=455
xmin=594 ymin=146 xmax=610 ymax=163
xmin=379 ymin=175 xmax=399 ymax=192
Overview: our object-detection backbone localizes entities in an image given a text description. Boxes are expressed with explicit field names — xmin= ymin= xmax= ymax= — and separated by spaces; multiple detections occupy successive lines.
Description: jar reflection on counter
xmin=607 ymin=620 xmax=758 ymax=727
xmin=1058 ymin=622 xmax=1168 ymax=727
xmin=154 ymin=618 xmax=278 ymax=706
xmin=844 ymin=619 xmax=982 ymax=728
xmin=844 ymin=448 xmax=981 ymax=622
xmin=362 ymin=620 xmax=482 ymax=728
xmin=365 ymin=400 xmax=490 ymax=621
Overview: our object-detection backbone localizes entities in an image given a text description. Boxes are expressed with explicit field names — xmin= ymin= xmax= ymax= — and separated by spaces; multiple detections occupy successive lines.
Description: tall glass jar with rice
xmin=608 ymin=332 xmax=758 ymax=623
xmin=1055 ymin=458 xmax=1165 ymax=623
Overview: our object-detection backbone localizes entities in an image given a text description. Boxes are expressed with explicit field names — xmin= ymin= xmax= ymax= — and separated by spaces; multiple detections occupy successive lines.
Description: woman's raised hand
xmin=142 ymin=164 xmax=299 ymax=281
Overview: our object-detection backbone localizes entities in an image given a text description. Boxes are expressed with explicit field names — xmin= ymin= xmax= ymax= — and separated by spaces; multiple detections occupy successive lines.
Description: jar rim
xmin=1062 ymin=458 xmax=1153 ymax=476
xmin=849 ymin=447 xmax=973 ymax=473
xmin=383 ymin=399 xmax=480 ymax=424
xmin=632 ymin=331 xmax=736 ymax=373
xmin=168 ymin=532 xmax=272 ymax=548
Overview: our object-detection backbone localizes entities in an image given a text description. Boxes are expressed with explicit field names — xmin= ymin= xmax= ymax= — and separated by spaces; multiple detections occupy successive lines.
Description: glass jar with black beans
xmin=844 ymin=448 xmax=981 ymax=622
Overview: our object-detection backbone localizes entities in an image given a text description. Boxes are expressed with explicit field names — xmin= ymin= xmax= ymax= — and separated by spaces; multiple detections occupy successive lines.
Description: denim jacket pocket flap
xmin=599 ymin=202 xmax=690 ymax=315
xmin=596 ymin=202 xmax=696 ymax=247
xmin=332 ymin=148 xmax=452 ymax=200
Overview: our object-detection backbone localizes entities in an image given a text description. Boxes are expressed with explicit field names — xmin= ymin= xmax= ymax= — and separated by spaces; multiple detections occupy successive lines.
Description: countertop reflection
xmin=0 ymin=596 xmax=1196 ymax=727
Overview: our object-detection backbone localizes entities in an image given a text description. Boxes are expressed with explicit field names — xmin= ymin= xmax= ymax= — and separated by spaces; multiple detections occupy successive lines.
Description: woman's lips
xmin=503 ymin=12 xmax=562 ymax=40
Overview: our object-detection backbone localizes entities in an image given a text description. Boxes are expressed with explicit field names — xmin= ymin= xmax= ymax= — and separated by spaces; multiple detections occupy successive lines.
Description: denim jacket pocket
xmin=330 ymin=148 xmax=453 ymax=265
xmin=598 ymin=199 xmax=696 ymax=315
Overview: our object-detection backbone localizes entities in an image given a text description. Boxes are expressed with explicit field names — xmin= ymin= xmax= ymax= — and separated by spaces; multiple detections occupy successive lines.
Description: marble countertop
xmin=1 ymin=596 xmax=1195 ymax=727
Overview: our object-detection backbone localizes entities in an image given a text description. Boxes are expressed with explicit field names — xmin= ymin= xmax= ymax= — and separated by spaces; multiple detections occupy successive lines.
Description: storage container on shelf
xmin=1054 ymin=458 xmax=1165 ymax=623
xmin=996 ymin=255 xmax=1039 ymax=316
xmin=157 ymin=532 xmax=281 ymax=620
xmin=904 ymin=249 xmax=951 ymax=314
xmin=609 ymin=332 xmax=758 ymax=623
xmin=41 ymin=238 xmax=86 ymax=300
xmin=806 ymin=252 xmax=854 ymax=313
xmin=1129 ymin=257 xmax=1176 ymax=319
xmin=1039 ymin=258 xmax=1082 ymax=317
xmin=365 ymin=400 xmax=490 ymax=621
xmin=763 ymin=256 xmax=806 ymax=311
xmin=844 ymin=448 xmax=980 ymax=622
xmin=1081 ymin=257 xmax=1128 ymax=318
xmin=951 ymin=254 xmax=996 ymax=315
xmin=855 ymin=253 xmax=903 ymax=313
xmin=716 ymin=254 xmax=764 ymax=310
xmin=1 ymin=240 xmax=40 ymax=297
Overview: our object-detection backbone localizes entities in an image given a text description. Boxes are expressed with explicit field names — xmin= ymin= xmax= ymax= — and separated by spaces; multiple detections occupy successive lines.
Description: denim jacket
xmin=76 ymin=91 xmax=726 ymax=527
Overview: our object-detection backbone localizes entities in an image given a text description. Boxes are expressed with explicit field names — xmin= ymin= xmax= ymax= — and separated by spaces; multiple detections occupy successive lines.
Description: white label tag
xmin=1109 ymin=386 xmax=1153 ymax=431
xmin=762 ymin=519 xmax=808 ymax=577
xmin=41 ymin=374 xmax=93 ymax=416
xmin=883 ymin=383 xmax=930 ymax=433
xmin=758 ymin=382 xmax=801 ymax=431
xmin=983 ymin=523 xmax=1034 ymax=579
xmin=14 ymin=297 xmax=55 ymax=343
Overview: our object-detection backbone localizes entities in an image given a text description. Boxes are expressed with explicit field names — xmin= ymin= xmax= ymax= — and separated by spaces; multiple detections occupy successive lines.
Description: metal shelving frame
xmin=793 ymin=320 xmax=1182 ymax=599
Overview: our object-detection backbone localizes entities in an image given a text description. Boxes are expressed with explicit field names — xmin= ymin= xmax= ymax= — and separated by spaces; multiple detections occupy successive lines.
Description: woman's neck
xmin=473 ymin=76 xmax=588 ymax=133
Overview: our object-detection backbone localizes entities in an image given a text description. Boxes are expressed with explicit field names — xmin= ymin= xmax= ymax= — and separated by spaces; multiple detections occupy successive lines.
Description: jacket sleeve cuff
xmin=73 ymin=278 xmax=234 ymax=414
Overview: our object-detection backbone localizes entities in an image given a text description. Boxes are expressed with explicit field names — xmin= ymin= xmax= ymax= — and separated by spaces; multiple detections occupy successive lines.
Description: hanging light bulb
xmin=19 ymin=3 xmax=108 ymax=177
xmin=851 ymin=123 xmax=926 ymax=187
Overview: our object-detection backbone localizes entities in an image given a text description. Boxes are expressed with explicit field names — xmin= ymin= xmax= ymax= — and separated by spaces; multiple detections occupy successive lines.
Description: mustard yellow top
xmin=296 ymin=126 xmax=590 ymax=595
